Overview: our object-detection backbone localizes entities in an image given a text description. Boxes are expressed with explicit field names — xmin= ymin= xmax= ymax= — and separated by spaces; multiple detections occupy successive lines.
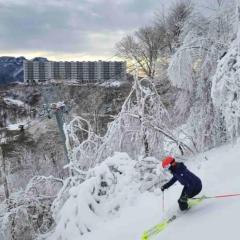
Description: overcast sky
xmin=0 ymin=0 xmax=222 ymax=61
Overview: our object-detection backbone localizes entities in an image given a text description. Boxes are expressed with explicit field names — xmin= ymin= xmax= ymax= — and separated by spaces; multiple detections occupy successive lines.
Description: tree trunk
xmin=143 ymin=130 xmax=149 ymax=157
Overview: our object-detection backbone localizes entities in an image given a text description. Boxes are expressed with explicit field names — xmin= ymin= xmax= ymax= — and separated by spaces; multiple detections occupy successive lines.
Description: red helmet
xmin=162 ymin=156 xmax=175 ymax=169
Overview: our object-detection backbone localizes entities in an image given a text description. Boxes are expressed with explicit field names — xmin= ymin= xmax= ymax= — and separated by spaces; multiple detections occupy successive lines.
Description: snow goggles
xmin=163 ymin=165 xmax=171 ymax=172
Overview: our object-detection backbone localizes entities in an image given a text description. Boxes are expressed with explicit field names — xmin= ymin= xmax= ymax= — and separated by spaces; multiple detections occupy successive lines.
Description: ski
xmin=141 ymin=215 xmax=176 ymax=240
xmin=188 ymin=197 xmax=204 ymax=208
xmin=141 ymin=197 xmax=204 ymax=240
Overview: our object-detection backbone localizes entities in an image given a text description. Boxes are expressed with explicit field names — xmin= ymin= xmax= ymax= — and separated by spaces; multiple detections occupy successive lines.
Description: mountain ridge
xmin=0 ymin=56 xmax=48 ymax=85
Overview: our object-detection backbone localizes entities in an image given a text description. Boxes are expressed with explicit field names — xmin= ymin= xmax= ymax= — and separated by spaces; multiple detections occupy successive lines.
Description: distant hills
xmin=0 ymin=56 xmax=48 ymax=85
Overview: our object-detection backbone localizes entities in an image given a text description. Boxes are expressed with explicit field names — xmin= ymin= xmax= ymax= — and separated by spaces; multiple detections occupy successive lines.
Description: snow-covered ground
xmin=3 ymin=97 xmax=25 ymax=107
xmin=99 ymin=80 xmax=123 ymax=87
xmin=48 ymin=140 xmax=240 ymax=240
xmin=156 ymin=143 xmax=240 ymax=240
xmin=6 ymin=122 xmax=26 ymax=130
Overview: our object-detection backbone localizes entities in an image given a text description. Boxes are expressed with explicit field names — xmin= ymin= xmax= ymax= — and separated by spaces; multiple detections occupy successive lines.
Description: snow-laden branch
xmin=24 ymin=175 xmax=64 ymax=201
xmin=62 ymin=76 xmax=195 ymax=176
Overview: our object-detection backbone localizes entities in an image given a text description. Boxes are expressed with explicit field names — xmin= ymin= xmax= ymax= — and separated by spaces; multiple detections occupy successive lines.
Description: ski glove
xmin=161 ymin=186 xmax=165 ymax=192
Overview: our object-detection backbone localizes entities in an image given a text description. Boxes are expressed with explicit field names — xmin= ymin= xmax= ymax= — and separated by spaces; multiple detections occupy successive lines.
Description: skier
xmin=161 ymin=156 xmax=202 ymax=210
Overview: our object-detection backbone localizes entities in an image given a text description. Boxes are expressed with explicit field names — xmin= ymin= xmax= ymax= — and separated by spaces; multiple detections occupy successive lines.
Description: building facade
xmin=24 ymin=60 xmax=127 ymax=83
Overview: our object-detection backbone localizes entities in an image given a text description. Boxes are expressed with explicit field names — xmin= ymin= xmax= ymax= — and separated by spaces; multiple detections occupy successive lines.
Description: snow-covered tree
xmin=63 ymin=77 xmax=194 ymax=176
xmin=116 ymin=1 xmax=192 ymax=78
xmin=211 ymin=0 xmax=240 ymax=142
xmin=47 ymin=152 xmax=168 ymax=240
xmin=168 ymin=1 xmax=235 ymax=150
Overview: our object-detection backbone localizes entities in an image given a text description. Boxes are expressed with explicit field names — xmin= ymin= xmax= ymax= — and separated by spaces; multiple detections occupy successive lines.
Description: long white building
xmin=24 ymin=60 xmax=127 ymax=83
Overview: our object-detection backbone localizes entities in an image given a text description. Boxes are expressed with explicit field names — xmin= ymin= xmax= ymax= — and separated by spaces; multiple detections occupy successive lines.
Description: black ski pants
xmin=178 ymin=186 xmax=202 ymax=211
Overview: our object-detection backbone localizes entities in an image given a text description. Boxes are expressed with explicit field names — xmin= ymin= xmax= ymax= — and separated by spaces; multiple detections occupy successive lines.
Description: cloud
xmin=1 ymin=0 xmax=225 ymax=60
xmin=0 ymin=0 xmax=172 ymax=59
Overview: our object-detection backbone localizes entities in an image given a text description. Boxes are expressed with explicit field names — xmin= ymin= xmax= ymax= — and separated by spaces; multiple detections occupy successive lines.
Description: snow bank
xmin=49 ymin=153 xmax=146 ymax=240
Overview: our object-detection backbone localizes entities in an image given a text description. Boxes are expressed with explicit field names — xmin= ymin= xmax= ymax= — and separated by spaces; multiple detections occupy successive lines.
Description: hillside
xmin=156 ymin=142 xmax=240 ymax=240
xmin=0 ymin=57 xmax=48 ymax=85
xmin=47 ymin=141 xmax=240 ymax=240
xmin=0 ymin=82 xmax=133 ymax=191
xmin=0 ymin=57 xmax=25 ymax=84
xmin=1 ymin=1 xmax=240 ymax=240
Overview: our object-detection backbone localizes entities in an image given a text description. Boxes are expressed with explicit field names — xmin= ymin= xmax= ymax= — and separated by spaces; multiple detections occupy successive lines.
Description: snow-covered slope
xmin=47 ymin=141 xmax=240 ymax=240
xmin=0 ymin=57 xmax=25 ymax=84
xmin=0 ymin=56 xmax=49 ymax=85
xmin=157 ymin=143 xmax=240 ymax=240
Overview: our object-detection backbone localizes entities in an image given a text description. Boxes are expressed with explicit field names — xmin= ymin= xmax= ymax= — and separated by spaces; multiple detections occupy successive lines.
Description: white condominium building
xmin=24 ymin=60 xmax=127 ymax=83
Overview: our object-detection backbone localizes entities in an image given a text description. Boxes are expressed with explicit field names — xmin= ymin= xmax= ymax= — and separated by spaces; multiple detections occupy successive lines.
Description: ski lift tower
xmin=41 ymin=101 xmax=71 ymax=166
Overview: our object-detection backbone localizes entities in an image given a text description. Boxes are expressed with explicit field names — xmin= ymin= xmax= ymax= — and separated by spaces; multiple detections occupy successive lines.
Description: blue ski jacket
xmin=163 ymin=162 xmax=202 ymax=196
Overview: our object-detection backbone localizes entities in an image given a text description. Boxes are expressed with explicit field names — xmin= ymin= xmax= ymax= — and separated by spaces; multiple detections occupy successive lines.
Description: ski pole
xmin=162 ymin=191 xmax=165 ymax=220
xmin=193 ymin=193 xmax=240 ymax=200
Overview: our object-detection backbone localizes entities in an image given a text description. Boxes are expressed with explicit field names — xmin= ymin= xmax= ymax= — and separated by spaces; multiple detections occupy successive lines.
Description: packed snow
xmin=46 ymin=140 xmax=240 ymax=240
